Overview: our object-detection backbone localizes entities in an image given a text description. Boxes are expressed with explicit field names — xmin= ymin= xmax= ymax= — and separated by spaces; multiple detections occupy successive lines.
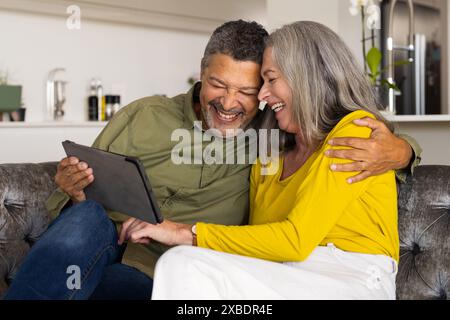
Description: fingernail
xmin=325 ymin=150 xmax=331 ymax=156
xmin=347 ymin=178 xmax=353 ymax=184
xmin=328 ymin=140 xmax=334 ymax=145
xmin=330 ymin=164 xmax=337 ymax=171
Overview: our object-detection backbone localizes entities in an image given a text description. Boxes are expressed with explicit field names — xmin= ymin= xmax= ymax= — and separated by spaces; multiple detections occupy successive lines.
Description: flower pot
xmin=0 ymin=85 xmax=22 ymax=112
xmin=0 ymin=85 xmax=22 ymax=121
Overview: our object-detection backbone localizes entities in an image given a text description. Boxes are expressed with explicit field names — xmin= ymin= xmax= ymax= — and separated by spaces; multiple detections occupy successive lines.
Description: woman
xmin=120 ymin=21 xmax=399 ymax=299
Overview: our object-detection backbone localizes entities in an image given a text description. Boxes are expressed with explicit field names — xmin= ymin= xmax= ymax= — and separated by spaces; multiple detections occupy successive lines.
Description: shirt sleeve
xmin=395 ymin=133 xmax=422 ymax=183
xmin=196 ymin=114 xmax=378 ymax=262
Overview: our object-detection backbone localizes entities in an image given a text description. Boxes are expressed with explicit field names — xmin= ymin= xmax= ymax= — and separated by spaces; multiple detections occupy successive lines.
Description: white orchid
xmin=349 ymin=0 xmax=381 ymax=30
xmin=349 ymin=0 xmax=369 ymax=16
xmin=366 ymin=3 xmax=381 ymax=30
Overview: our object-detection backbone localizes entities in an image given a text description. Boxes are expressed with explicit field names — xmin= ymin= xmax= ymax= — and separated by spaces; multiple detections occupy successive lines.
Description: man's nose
xmin=222 ymin=89 xmax=239 ymax=111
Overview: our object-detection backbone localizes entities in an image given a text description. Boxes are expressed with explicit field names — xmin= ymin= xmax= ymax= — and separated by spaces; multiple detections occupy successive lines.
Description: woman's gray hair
xmin=262 ymin=21 xmax=393 ymax=150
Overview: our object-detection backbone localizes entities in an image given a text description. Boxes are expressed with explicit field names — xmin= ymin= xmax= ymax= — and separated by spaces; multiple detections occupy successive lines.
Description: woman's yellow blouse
xmin=196 ymin=110 xmax=399 ymax=262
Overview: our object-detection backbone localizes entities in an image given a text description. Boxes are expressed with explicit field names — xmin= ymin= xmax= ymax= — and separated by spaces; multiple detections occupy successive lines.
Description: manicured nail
xmin=325 ymin=150 xmax=331 ymax=156
xmin=347 ymin=178 xmax=353 ymax=184
xmin=330 ymin=164 xmax=337 ymax=171
xmin=328 ymin=140 xmax=334 ymax=145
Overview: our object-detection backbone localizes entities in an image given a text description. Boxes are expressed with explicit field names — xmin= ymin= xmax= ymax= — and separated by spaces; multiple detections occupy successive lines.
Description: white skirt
xmin=151 ymin=243 xmax=398 ymax=300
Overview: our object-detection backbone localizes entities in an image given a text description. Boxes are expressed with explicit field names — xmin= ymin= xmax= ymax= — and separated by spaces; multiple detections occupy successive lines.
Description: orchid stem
xmin=361 ymin=5 xmax=368 ymax=74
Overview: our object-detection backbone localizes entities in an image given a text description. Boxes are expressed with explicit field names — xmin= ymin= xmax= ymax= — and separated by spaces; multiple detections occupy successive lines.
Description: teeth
xmin=217 ymin=109 xmax=239 ymax=120
xmin=271 ymin=102 xmax=285 ymax=113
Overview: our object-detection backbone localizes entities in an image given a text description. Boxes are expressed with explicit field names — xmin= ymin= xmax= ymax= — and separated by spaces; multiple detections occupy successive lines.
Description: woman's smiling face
xmin=258 ymin=47 xmax=299 ymax=134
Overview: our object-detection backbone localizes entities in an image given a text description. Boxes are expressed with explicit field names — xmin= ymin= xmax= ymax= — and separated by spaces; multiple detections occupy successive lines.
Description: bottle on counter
xmin=88 ymin=80 xmax=99 ymax=121
xmin=98 ymin=83 xmax=105 ymax=121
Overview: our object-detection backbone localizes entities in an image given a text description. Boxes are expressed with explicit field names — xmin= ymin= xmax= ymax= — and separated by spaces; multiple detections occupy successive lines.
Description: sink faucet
xmin=386 ymin=0 xmax=415 ymax=114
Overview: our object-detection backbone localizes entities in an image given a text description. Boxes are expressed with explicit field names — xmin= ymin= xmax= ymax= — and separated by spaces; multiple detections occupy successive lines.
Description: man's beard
xmin=201 ymin=99 xmax=248 ymax=136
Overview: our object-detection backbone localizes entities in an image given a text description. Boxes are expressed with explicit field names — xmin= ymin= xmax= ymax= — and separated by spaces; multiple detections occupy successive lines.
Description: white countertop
xmin=0 ymin=121 xmax=108 ymax=128
xmin=1 ymin=114 xmax=450 ymax=128
xmin=387 ymin=115 xmax=450 ymax=122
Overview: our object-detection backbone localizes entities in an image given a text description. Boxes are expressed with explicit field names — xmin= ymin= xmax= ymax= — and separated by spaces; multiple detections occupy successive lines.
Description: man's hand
xmin=325 ymin=117 xmax=413 ymax=184
xmin=54 ymin=156 xmax=94 ymax=203
xmin=118 ymin=218 xmax=193 ymax=247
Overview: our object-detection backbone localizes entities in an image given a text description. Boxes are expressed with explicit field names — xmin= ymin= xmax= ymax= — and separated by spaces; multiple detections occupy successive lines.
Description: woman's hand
xmin=118 ymin=218 xmax=194 ymax=246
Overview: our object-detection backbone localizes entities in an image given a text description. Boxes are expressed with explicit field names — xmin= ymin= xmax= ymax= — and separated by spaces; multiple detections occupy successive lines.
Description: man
xmin=4 ymin=20 xmax=420 ymax=300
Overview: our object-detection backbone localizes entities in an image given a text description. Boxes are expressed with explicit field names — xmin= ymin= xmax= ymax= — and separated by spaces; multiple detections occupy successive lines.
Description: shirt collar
xmin=182 ymin=81 xmax=202 ymax=130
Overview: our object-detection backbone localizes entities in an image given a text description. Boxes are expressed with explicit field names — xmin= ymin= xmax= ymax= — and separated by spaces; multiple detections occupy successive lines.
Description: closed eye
xmin=240 ymin=91 xmax=258 ymax=97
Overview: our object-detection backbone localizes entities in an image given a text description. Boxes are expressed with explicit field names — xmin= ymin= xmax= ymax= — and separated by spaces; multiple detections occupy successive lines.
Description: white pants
xmin=151 ymin=244 xmax=398 ymax=300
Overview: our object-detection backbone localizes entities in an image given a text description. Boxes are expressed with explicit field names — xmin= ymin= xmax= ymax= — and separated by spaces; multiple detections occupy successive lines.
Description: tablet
xmin=62 ymin=140 xmax=163 ymax=224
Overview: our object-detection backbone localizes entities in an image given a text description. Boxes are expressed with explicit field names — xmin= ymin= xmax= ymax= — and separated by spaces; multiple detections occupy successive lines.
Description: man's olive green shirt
xmin=45 ymin=83 xmax=422 ymax=278
xmin=46 ymin=84 xmax=252 ymax=277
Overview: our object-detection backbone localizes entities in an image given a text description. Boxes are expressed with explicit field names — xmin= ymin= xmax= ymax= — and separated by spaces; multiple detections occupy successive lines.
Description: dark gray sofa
xmin=0 ymin=162 xmax=449 ymax=299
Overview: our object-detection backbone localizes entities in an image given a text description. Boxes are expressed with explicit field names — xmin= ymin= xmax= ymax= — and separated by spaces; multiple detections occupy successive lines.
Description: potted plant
xmin=0 ymin=70 xmax=22 ymax=121
xmin=349 ymin=0 xmax=407 ymax=108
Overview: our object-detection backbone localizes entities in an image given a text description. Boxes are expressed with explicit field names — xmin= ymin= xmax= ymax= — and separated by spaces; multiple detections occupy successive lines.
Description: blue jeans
xmin=4 ymin=200 xmax=153 ymax=300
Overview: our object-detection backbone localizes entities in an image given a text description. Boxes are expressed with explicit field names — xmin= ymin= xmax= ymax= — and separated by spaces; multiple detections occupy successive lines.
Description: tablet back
xmin=62 ymin=140 xmax=163 ymax=224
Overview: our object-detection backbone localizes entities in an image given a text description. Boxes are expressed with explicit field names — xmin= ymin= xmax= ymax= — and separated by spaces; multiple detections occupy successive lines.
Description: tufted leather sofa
xmin=0 ymin=162 xmax=449 ymax=299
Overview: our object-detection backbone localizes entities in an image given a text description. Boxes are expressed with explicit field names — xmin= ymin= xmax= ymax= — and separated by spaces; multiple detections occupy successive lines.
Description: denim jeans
xmin=4 ymin=200 xmax=153 ymax=300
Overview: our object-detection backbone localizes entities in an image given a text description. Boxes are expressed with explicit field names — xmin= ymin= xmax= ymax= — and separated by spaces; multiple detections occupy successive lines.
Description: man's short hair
xmin=201 ymin=20 xmax=268 ymax=71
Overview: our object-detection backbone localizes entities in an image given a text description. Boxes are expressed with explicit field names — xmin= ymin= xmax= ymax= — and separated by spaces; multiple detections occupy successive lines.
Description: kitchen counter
xmin=387 ymin=115 xmax=450 ymax=122
xmin=0 ymin=121 xmax=107 ymax=128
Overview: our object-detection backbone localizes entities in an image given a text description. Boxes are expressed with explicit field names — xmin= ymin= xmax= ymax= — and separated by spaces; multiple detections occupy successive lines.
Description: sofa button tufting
xmin=411 ymin=243 xmax=422 ymax=256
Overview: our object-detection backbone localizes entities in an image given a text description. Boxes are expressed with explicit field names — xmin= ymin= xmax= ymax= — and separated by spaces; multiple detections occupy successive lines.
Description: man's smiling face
xmin=199 ymin=53 xmax=262 ymax=136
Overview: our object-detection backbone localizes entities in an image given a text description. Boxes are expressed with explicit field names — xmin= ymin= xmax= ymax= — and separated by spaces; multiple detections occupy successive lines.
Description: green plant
xmin=366 ymin=47 xmax=403 ymax=92
xmin=350 ymin=0 xmax=408 ymax=93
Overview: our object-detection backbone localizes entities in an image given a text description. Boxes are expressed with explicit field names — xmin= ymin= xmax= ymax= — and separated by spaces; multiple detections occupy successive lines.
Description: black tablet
xmin=62 ymin=140 xmax=163 ymax=224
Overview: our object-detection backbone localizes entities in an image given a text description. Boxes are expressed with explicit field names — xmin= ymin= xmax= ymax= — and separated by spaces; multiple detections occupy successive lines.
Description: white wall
xmin=396 ymin=122 xmax=450 ymax=165
xmin=0 ymin=10 xmax=210 ymax=122
xmin=267 ymin=0 xmax=366 ymax=67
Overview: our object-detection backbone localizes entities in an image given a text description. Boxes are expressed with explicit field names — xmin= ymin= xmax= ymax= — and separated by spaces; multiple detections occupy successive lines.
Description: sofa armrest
xmin=0 ymin=162 xmax=57 ymax=295
xmin=397 ymin=165 xmax=450 ymax=300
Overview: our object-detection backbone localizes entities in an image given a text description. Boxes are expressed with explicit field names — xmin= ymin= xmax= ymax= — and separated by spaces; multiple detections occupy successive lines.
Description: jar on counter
xmin=112 ymin=95 xmax=121 ymax=115
xmin=104 ymin=95 xmax=115 ymax=121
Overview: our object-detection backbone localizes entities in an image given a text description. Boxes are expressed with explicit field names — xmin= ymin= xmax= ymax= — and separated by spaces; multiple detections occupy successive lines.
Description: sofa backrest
xmin=0 ymin=163 xmax=449 ymax=299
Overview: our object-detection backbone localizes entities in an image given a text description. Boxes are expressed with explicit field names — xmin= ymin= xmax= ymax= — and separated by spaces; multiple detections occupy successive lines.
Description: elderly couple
xmin=5 ymin=20 xmax=421 ymax=300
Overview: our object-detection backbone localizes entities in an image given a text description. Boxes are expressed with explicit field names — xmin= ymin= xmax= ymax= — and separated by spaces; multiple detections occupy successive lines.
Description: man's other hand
xmin=55 ymin=156 xmax=94 ymax=203
xmin=325 ymin=117 xmax=412 ymax=184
